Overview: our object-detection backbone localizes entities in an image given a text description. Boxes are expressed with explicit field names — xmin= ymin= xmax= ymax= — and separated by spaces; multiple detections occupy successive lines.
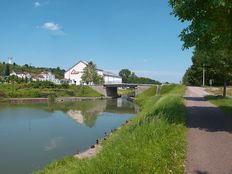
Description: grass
xmin=35 ymin=84 xmax=187 ymax=174
xmin=118 ymin=88 xmax=135 ymax=97
xmin=205 ymin=87 xmax=232 ymax=96
xmin=205 ymin=95 xmax=232 ymax=116
xmin=0 ymin=84 xmax=102 ymax=98
xmin=135 ymin=86 xmax=157 ymax=107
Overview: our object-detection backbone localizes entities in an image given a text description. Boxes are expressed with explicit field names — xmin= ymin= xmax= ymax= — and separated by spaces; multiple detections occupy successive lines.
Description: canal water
xmin=0 ymin=98 xmax=137 ymax=174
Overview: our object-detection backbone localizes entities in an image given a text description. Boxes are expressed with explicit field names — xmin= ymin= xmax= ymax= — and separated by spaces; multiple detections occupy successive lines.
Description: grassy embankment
xmin=205 ymin=87 xmax=232 ymax=116
xmin=206 ymin=96 xmax=232 ymax=116
xmin=0 ymin=82 xmax=102 ymax=98
xmin=35 ymin=84 xmax=187 ymax=174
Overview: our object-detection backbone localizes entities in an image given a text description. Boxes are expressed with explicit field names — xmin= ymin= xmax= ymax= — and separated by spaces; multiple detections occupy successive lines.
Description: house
xmin=10 ymin=71 xmax=31 ymax=79
xmin=32 ymin=71 xmax=60 ymax=84
xmin=64 ymin=60 xmax=122 ymax=85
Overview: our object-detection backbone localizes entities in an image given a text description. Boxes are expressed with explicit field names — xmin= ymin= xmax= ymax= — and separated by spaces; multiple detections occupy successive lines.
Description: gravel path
xmin=185 ymin=87 xmax=232 ymax=174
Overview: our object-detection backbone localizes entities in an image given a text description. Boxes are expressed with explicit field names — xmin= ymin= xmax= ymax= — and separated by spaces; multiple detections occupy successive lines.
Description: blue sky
xmin=0 ymin=0 xmax=192 ymax=83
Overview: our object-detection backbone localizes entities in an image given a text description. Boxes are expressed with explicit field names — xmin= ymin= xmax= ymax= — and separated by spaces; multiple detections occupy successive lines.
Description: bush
xmin=61 ymin=83 xmax=69 ymax=89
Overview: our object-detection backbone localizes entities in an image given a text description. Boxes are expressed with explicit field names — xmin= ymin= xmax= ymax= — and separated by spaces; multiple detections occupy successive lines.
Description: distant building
xmin=64 ymin=60 xmax=122 ymax=85
xmin=10 ymin=71 xmax=31 ymax=79
xmin=32 ymin=71 xmax=60 ymax=84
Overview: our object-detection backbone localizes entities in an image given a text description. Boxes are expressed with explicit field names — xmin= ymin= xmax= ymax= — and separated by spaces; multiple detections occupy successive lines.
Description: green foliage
xmin=119 ymin=69 xmax=161 ymax=84
xmin=0 ymin=62 xmax=65 ymax=80
xmin=81 ymin=61 xmax=104 ymax=85
xmin=169 ymin=1 xmax=232 ymax=95
xmin=30 ymin=81 xmax=56 ymax=89
xmin=0 ymin=83 xmax=102 ymax=98
xmin=135 ymin=86 xmax=157 ymax=107
xmin=206 ymin=96 xmax=232 ymax=116
xmin=48 ymin=94 xmax=56 ymax=103
xmin=61 ymin=83 xmax=69 ymax=89
xmin=4 ymin=63 xmax=10 ymax=77
xmin=119 ymin=69 xmax=132 ymax=82
xmin=35 ymin=85 xmax=187 ymax=174
xmin=169 ymin=0 xmax=232 ymax=50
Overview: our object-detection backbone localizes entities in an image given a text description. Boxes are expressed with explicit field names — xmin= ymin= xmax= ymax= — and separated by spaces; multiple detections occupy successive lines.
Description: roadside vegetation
xmin=35 ymin=84 xmax=187 ymax=174
xmin=205 ymin=96 xmax=232 ymax=117
xmin=0 ymin=81 xmax=102 ymax=98
xmin=205 ymin=87 xmax=232 ymax=97
xmin=204 ymin=86 xmax=232 ymax=117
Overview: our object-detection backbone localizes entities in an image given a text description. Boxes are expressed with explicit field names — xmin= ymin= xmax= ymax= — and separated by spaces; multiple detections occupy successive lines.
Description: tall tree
xmin=81 ymin=61 xmax=103 ymax=85
xmin=169 ymin=0 xmax=232 ymax=96
xmin=4 ymin=63 xmax=10 ymax=77
xmin=119 ymin=69 xmax=131 ymax=83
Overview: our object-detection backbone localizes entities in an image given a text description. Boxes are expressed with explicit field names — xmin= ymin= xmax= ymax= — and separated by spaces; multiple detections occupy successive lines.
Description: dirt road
xmin=185 ymin=87 xmax=232 ymax=174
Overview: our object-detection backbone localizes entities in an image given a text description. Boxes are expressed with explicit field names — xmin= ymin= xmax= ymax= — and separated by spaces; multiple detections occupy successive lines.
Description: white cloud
xmin=34 ymin=1 xmax=41 ymax=7
xmin=42 ymin=22 xmax=61 ymax=31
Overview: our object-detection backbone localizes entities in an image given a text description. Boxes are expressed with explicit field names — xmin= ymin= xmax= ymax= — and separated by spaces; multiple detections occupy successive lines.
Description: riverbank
xmin=0 ymin=83 xmax=102 ymax=98
xmin=35 ymin=84 xmax=187 ymax=174
xmin=2 ymin=96 xmax=112 ymax=104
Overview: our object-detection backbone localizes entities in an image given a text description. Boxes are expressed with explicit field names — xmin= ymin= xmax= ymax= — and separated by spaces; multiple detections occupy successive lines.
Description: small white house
xmin=64 ymin=60 xmax=122 ymax=85
xmin=32 ymin=71 xmax=60 ymax=84
xmin=10 ymin=71 xmax=31 ymax=79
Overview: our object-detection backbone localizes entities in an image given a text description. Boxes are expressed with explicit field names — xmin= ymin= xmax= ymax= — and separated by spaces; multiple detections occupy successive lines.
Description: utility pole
xmin=203 ymin=64 xmax=205 ymax=87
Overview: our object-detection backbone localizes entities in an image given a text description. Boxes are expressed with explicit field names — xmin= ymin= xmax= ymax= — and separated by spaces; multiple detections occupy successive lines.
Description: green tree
xmin=119 ymin=69 xmax=161 ymax=84
xmin=4 ymin=63 xmax=10 ymax=77
xmin=81 ymin=61 xmax=103 ymax=85
xmin=119 ymin=69 xmax=131 ymax=83
xmin=169 ymin=0 xmax=232 ymax=96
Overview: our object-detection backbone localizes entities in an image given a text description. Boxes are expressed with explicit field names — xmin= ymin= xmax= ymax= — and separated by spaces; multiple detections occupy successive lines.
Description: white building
xmin=64 ymin=60 xmax=122 ymax=85
xmin=32 ymin=71 xmax=60 ymax=84
xmin=10 ymin=71 xmax=31 ymax=79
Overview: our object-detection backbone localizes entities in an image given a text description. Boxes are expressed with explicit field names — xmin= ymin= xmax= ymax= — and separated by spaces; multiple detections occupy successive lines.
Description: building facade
xmin=64 ymin=60 xmax=122 ymax=85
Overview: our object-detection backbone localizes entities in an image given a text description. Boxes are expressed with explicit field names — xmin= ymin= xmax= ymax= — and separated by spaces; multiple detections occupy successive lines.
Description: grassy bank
xmin=35 ymin=84 xmax=187 ymax=174
xmin=0 ymin=82 xmax=102 ymax=98
xmin=205 ymin=96 xmax=232 ymax=116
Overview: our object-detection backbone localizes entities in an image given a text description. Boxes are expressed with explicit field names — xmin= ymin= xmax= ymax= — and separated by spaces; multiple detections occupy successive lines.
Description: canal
xmin=0 ymin=98 xmax=137 ymax=174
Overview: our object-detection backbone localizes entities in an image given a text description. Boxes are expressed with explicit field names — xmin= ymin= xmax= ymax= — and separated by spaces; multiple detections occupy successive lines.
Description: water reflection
xmin=0 ymin=97 xmax=137 ymax=174
xmin=0 ymin=98 xmax=138 ymax=128
xmin=64 ymin=98 xmax=137 ymax=127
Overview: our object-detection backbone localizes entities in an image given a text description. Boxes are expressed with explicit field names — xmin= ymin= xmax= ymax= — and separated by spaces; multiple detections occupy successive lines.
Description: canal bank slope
xmin=35 ymin=85 xmax=187 ymax=174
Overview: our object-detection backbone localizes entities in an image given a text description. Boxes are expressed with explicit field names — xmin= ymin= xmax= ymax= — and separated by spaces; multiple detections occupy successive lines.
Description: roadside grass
xmin=35 ymin=84 xmax=187 ymax=174
xmin=205 ymin=96 xmax=232 ymax=116
xmin=205 ymin=87 xmax=232 ymax=96
xmin=0 ymin=84 xmax=102 ymax=98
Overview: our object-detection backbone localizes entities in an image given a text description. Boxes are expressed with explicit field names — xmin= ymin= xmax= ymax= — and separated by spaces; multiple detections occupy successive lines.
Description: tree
xmin=119 ymin=69 xmax=132 ymax=83
xmin=4 ymin=63 xmax=10 ymax=77
xmin=81 ymin=61 xmax=103 ymax=85
xmin=119 ymin=69 xmax=161 ymax=84
xmin=169 ymin=0 xmax=232 ymax=97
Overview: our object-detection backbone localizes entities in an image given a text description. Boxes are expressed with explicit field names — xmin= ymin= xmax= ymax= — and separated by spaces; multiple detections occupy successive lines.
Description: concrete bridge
xmin=90 ymin=83 xmax=154 ymax=97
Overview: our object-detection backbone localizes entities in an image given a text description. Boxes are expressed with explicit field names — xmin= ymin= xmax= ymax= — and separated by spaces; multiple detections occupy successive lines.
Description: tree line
xmin=169 ymin=0 xmax=232 ymax=96
xmin=0 ymin=62 xmax=65 ymax=82
xmin=119 ymin=69 xmax=161 ymax=84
